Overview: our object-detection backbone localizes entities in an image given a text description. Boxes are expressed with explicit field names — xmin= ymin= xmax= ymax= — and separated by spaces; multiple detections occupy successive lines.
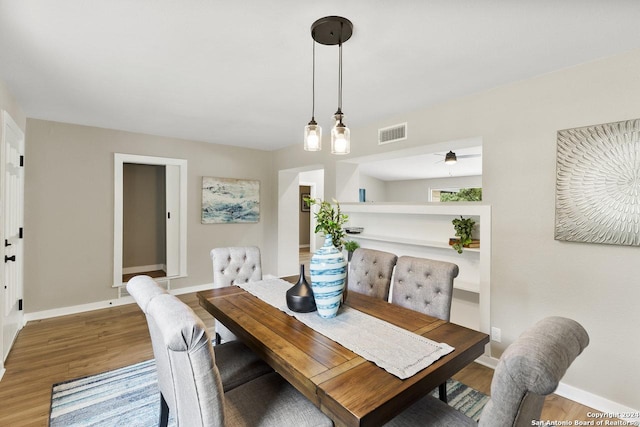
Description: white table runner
xmin=238 ymin=278 xmax=454 ymax=379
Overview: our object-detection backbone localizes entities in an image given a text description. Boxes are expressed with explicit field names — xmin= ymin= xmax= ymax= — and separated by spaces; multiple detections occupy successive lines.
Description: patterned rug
xmin=50 ymin=359 xmax=489 ymax=426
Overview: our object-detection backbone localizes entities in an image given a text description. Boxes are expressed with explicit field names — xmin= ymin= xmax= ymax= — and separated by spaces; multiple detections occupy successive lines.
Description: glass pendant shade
xmin=331 ymin=122 xmax=350 ymax=155
xmin=304 ymin=120 xmax=322 ymax=151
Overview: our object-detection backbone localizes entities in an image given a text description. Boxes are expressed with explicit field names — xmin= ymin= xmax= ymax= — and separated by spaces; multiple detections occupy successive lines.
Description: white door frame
xmin=1 ymin=110 xmax=25 ymax=368
xmin=113 ymin=154 xmax=187 ymax=287
xmin=299 ymin=181 xmax=317 ymax=254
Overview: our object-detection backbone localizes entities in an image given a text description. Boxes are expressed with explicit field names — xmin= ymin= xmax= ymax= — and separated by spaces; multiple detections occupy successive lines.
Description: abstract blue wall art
xmin=202 ymin=177 xmax=260 ymax=224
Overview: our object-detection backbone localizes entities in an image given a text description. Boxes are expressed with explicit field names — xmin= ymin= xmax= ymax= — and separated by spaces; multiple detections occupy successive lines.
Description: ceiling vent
xmin=378 ymin=122 xmax=407 ymax=145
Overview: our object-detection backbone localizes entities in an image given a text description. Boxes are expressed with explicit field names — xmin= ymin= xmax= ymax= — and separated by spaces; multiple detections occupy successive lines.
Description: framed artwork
xmin=301 ymin=193 xmax=310 ymax=212
xmin=555 ymin=118 xmax=640 ymax=246
xmin=202 ymin=177 xmax=260 ymax=224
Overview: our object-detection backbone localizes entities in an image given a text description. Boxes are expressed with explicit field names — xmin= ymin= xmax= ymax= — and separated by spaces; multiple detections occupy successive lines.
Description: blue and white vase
xmin=309 ymin=235 xmax=347 ymax=318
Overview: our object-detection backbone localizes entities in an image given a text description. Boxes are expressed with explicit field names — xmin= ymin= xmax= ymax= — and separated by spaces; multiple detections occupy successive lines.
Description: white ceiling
xmin=1 ymin=1 xmax=640 ymax=151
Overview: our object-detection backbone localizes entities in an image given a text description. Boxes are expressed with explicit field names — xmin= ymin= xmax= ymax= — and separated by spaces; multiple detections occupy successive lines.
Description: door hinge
xmin=20 ymin=155 xmax=24 ymax=167
xmin=19 ymin=227 xmax=23 ymax=238
xmin=19 ymin=299 xmax=23 ymax=311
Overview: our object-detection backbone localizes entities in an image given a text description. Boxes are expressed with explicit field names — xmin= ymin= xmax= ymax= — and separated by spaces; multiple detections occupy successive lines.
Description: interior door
xmin=1 ymin=111 xmax=25 ymax=361
xmin=165 ymin=165 xmax=180 ymax=277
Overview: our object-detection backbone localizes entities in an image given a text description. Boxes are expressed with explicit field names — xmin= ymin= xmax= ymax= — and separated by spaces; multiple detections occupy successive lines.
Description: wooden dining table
xmin=197 ymin=277 xmax=489 ymax=427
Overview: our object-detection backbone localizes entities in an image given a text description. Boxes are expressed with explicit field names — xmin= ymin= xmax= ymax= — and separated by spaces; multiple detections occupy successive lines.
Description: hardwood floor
xmin=0 ymin=291 xmax=609 ymax=426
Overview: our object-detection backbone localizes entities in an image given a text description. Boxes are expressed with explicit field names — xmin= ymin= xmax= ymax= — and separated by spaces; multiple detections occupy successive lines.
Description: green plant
xmin=452 ymin=216 xmax=476 ymax=254
xmin=343 ymin=240 xmax=360 ymax=253
xmin=305 ymin=197 xmax=349 ymax=250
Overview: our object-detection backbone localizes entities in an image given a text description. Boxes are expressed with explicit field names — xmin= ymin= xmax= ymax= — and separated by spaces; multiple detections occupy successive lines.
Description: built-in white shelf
xmin=347 ymin=232 xmax=480 ymax=253
xmin=340 ymin=202 xmax=491 ymax=337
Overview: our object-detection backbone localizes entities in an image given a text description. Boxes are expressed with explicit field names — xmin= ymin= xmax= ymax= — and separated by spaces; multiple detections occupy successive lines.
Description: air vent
xmin=378 ymin=122 xmax=407 ymax=145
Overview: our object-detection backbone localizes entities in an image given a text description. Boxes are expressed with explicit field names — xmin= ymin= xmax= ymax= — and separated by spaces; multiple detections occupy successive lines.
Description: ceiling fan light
xmin=444 ymin=151 xmax=457 ymax=164
xmin=304 ymin=119 xmax=322 ymax=151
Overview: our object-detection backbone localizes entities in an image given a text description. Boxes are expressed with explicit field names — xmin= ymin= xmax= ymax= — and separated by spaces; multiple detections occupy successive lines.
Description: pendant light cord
xmin=312 ymin=39 xmax=316 ymax=120
xmin=338 ymin=21 xmax=344 ymax=116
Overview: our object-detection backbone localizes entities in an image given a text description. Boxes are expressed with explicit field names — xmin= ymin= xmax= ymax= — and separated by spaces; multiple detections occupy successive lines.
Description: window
xmin=430 ymin=187 xmax=482 ymax=202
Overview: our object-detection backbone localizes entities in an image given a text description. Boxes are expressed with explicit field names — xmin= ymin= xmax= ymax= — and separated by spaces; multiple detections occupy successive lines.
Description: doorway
xmin=113 ymin=154 xmax=187 ymax=287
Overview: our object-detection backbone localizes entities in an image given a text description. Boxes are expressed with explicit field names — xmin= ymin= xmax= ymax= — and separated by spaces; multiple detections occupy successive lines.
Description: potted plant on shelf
xmin=451 ymin=216 xmax=476 ymax=254
xmin=304 ymin=197 xmax=348 ymax=318
xmin=344 ymin=240 xmax=360 ymax=262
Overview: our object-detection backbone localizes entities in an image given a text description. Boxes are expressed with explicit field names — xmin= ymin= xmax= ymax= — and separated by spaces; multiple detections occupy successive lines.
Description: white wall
xmin=358 ymin=174 xmax=386 ymax=202
xmin=274 ymin=49 xmax=640 ymax=412
xmin=383 ymin=175 xmax=482 ymax=203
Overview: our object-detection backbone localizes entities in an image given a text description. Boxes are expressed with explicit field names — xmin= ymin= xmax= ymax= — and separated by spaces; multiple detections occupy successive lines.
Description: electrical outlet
xmin=491 ymin=327 xmax=501 ymax=343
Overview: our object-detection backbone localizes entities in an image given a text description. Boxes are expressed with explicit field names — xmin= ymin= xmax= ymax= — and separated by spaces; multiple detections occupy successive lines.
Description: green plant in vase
xmin=452 ymin=216 xmax=476 ymax=254
xmin=343 ymin=240 xmax=360 ymax=262
xmin=304 ymin=197 xmax=348 ymax=250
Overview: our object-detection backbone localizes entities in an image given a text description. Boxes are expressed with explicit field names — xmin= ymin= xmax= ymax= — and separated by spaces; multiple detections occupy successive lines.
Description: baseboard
xmin=554 ymin=382 xmax=640 ymax=424
xmin=24 ymin=282 xmax=215 ymax=322
xmin=472 ymin=355 xmax=639 ymax=422
xmin=0 ymin=367 xmax=5 ymax=382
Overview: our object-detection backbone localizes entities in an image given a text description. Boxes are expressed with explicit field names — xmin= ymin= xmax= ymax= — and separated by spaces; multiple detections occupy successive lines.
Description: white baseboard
xmin=0 ymin=367 xmax=5 ymax=382
xmin=24 ymin=282 xmax=215 ymax=322
xmin=472 ymin=355 xmax=639 ymax=422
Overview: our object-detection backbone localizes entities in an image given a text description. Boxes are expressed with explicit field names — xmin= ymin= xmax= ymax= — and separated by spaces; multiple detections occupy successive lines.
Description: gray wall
xmin=24 ymin=119 xmax=276 ymax=312
xmin=273 ymin=49 xmax=640 ymax=411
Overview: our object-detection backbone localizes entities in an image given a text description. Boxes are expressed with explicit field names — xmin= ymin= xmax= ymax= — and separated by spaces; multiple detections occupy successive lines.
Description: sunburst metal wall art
xmin=555 ymin=118 xmax=640 ymax=246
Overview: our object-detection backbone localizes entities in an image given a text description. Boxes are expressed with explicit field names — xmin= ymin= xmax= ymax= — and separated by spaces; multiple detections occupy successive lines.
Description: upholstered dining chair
xmin=383 ymin=316 xmax=589 ymax=427
xmin=127 ymin=276 xmax=272 ymax=411
xmin=210 ymin=246 xmax=262 ymax=344
xmin=348 ymin=248 xmax=398 ymax=301
xmin=131 ymin=276 xmax=332 ymax=427
xmin=391 ymin=256 xmax=459 ymax=402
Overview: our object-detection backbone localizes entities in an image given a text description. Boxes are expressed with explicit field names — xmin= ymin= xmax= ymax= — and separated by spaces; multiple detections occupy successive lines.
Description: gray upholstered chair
xmin=136 ymin=277 xmax=332 ymax=427
xmin=127 ymin=276 xmax=273 ymax=425
xmin=383 ymin=316 xmax=590 ymax=427
xmin=210 ymin=246 xmax=262 ymax=344
xmin=391 ymin=256 xmax=459 ymax=321
xmin=348 ymin=248 xmax=398 ymax=301
xmin=391 ymin=256 xmax=459 ymax=402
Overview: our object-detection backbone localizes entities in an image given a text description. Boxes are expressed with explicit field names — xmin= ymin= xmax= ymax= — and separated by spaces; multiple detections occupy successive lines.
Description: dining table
xmin=197 ymin=276 xmax=489 ymax=427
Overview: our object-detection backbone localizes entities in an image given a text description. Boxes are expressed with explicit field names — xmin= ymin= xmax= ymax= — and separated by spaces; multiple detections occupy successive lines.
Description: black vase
xmin=286 ymin=264 xmax=317 ymax=313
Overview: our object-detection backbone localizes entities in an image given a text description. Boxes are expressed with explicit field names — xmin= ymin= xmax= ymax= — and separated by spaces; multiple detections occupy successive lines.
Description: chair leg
xmin=215 ymin=332 xmax=222 ymax=345
xmin=159 ymin=393 xmax=169 ymax=427
xmin=438 ymin=382 xmax=448 ymax=403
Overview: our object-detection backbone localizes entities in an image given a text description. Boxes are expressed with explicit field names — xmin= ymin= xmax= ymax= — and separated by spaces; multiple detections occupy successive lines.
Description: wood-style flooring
xmin=0 ymin=289 xmax=611 ymax=426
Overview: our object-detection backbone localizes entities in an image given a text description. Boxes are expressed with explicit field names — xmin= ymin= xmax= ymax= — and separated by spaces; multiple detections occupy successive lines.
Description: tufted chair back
xmin=210 ymin=246 xmax=262 ymax=343
xmin=391 ymin=256 xmax=458 ymax=321
xmin=479 ymin=316 xmax=589 ymax=427
xmin=211 ymin=246 xmax=262 ymax=288
xmin=348 ymin=248 xmax=398 ymax=301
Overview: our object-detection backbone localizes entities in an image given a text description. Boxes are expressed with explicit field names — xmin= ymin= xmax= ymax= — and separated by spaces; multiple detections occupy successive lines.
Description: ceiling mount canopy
xmin=304 ymin=16 xmax=354 ymax=155
xmin=310 ymin=16 xmax=353 ymax=46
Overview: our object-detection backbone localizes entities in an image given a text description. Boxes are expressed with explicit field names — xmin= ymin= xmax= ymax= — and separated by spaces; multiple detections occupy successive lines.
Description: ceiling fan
xmin=435 ymin=150 xmax=481 ymax=164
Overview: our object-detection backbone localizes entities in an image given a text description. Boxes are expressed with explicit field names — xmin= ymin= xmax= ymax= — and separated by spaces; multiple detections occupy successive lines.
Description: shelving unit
xmin=341 ymin=202 xmax=490 ymax=335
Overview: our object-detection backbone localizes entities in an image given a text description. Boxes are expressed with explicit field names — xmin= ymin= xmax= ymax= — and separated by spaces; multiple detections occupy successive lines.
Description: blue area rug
xmin=50 ymin=359 xmax=489 ymax=426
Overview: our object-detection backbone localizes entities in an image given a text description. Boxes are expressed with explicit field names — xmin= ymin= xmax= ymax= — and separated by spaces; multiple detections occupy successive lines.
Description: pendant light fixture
xmin=304 ymin=16 xmax=353 ymax=154
xmin=303 ymin=40 xmax=321 ymax=151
